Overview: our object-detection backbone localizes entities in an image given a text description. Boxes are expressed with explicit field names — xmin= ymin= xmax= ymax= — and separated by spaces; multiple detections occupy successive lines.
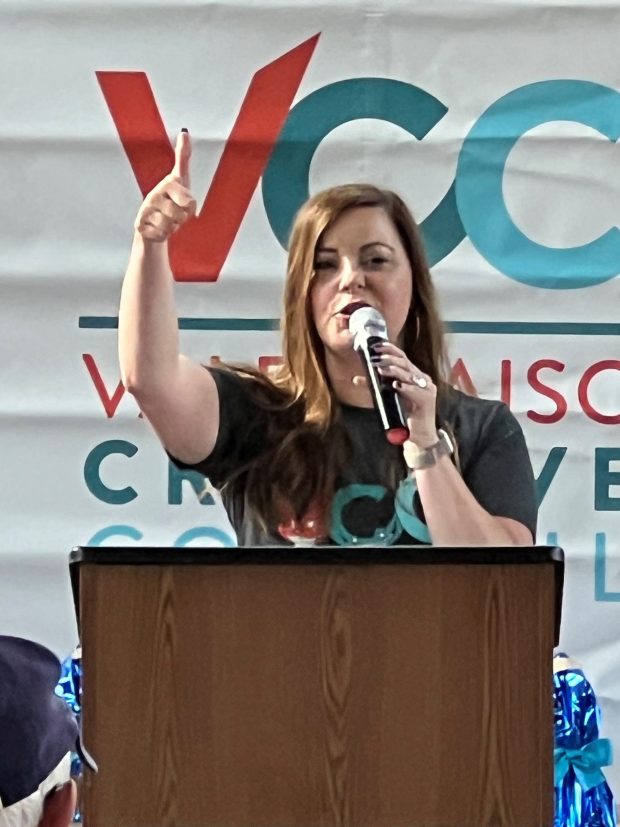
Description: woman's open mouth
xmin=335 ymin=300 xmax=371 ymax=318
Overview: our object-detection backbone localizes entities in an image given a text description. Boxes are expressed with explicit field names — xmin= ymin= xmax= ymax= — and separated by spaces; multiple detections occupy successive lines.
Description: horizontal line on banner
xmin=79 ymin=317 xmax=280 ymax=331
xmin=79 ymin=317 xmax=620 ymax=335
xmin=447 ymin=322 xmax=620 ymax=335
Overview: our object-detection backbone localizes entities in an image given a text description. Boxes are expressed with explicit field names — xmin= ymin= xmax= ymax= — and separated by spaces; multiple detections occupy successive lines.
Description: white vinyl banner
xmin=0 ymin=0 xmax=618 ymax=795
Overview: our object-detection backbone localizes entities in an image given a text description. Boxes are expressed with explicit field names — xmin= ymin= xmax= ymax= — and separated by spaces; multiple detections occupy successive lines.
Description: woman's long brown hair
xmin=220 ymin=184 xmax=449 ymax=533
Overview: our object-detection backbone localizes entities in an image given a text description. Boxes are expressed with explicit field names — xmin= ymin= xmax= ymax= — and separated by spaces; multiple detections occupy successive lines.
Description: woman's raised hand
xmin=134 ymin=130 xmax=197 ymax=242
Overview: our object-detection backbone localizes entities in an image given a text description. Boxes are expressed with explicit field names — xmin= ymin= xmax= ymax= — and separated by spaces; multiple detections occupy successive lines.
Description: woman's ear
xmin=39 ymin=779 xmax=77 ymax=827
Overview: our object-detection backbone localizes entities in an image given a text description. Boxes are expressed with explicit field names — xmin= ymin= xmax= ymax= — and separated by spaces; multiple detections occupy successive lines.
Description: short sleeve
xmin=460 ymin=403 xmax=538 ymax=538
xmin=167 ymin=367 xmax=272 ymax=489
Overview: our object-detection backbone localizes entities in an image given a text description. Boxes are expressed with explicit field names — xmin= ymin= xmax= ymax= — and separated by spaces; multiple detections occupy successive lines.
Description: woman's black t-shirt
xmin=169 ymin=368 xmax=538 ymax=546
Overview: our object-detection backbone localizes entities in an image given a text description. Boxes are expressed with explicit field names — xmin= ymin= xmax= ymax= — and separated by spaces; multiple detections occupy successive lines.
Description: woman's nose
xmin=338 ymin=260 xmax=365 ymax=290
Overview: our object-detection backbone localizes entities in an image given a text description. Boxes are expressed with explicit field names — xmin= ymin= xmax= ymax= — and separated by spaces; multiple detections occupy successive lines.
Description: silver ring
xmin=411 ymin=373 xmax=428 ymax=389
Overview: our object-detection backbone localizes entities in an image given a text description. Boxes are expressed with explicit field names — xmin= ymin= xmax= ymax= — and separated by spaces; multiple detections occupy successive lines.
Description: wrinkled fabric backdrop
xmin=0 ymin=0 xmax=618 ymax=795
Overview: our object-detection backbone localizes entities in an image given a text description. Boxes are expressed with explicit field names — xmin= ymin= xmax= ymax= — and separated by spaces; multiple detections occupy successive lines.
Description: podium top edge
xmin=70 ymin=545 xmax=564 ymax=567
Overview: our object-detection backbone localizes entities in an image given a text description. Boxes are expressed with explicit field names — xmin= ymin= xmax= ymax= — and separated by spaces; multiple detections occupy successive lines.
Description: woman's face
xmin=309 ymin=205 xmax=413 ymax=355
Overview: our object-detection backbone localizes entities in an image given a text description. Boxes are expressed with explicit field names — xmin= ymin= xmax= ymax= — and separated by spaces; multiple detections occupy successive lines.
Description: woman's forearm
xmin=415 ymin=456 xmax=533 ymax=546
xmin=118 ymin=233 xmax=181 ymax=399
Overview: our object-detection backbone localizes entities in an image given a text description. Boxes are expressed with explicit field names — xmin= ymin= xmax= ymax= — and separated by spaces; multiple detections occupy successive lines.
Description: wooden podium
xmin=70 ymin=545 xmax=563 ymax=827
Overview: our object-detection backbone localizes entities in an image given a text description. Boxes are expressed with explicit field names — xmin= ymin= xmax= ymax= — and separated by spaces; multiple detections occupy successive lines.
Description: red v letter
xmin=97 ymin=34 xmax=319 ymax=282
xmin=83 ymin=354 xmax=126 ymax=418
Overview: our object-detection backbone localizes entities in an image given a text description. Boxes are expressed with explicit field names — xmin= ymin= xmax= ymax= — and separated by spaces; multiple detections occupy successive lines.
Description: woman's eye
xmin=364 ymin=256 xmax=389 ymax=268
xmin=313 ymin=260 xmax=336 ymax=271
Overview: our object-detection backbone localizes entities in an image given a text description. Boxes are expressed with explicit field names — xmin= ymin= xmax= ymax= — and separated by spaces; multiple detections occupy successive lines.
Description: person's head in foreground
xmin=0 ymin=636 xmax=80 ymax=827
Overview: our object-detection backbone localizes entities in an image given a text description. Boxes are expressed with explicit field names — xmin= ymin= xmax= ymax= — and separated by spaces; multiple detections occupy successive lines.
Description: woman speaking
xmin=118 ymin=131 xmax=537 ymax=547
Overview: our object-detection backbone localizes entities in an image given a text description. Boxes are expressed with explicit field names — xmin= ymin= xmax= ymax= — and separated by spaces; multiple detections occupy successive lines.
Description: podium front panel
xmin=74 ymin=547 xmax=561 ymax=827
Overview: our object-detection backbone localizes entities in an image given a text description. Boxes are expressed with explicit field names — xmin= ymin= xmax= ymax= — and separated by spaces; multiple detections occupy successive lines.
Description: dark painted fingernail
xmin=181 ymin=127 xmax=189 ymax=133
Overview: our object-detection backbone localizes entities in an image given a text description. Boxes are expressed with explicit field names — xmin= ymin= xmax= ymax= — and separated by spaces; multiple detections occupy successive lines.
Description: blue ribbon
xmin=554 ymin=738 xmax=613 ymax=791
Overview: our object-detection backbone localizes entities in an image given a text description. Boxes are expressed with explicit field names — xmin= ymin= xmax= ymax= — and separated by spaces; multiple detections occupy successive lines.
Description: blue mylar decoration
xmin=55 ymin=648 xmax=82 ymax=714
xmin=55 ymin=647 xmax=83 ymax=822
xmin=553 ymin=653 xmax=616 ymax=827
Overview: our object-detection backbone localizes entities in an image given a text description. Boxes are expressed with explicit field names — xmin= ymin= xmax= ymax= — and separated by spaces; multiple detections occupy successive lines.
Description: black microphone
xmin=349 ymin=305 xmax=409 ymax=445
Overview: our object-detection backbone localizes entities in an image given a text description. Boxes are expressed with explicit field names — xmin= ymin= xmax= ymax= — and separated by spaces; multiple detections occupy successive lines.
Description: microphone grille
xmin=348 ymin=305 xmax=387 ymax=337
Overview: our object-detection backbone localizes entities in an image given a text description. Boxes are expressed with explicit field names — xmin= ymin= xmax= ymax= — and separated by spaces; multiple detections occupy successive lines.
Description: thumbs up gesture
xmin=134 ymin=130 xmax=197 ymax=242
